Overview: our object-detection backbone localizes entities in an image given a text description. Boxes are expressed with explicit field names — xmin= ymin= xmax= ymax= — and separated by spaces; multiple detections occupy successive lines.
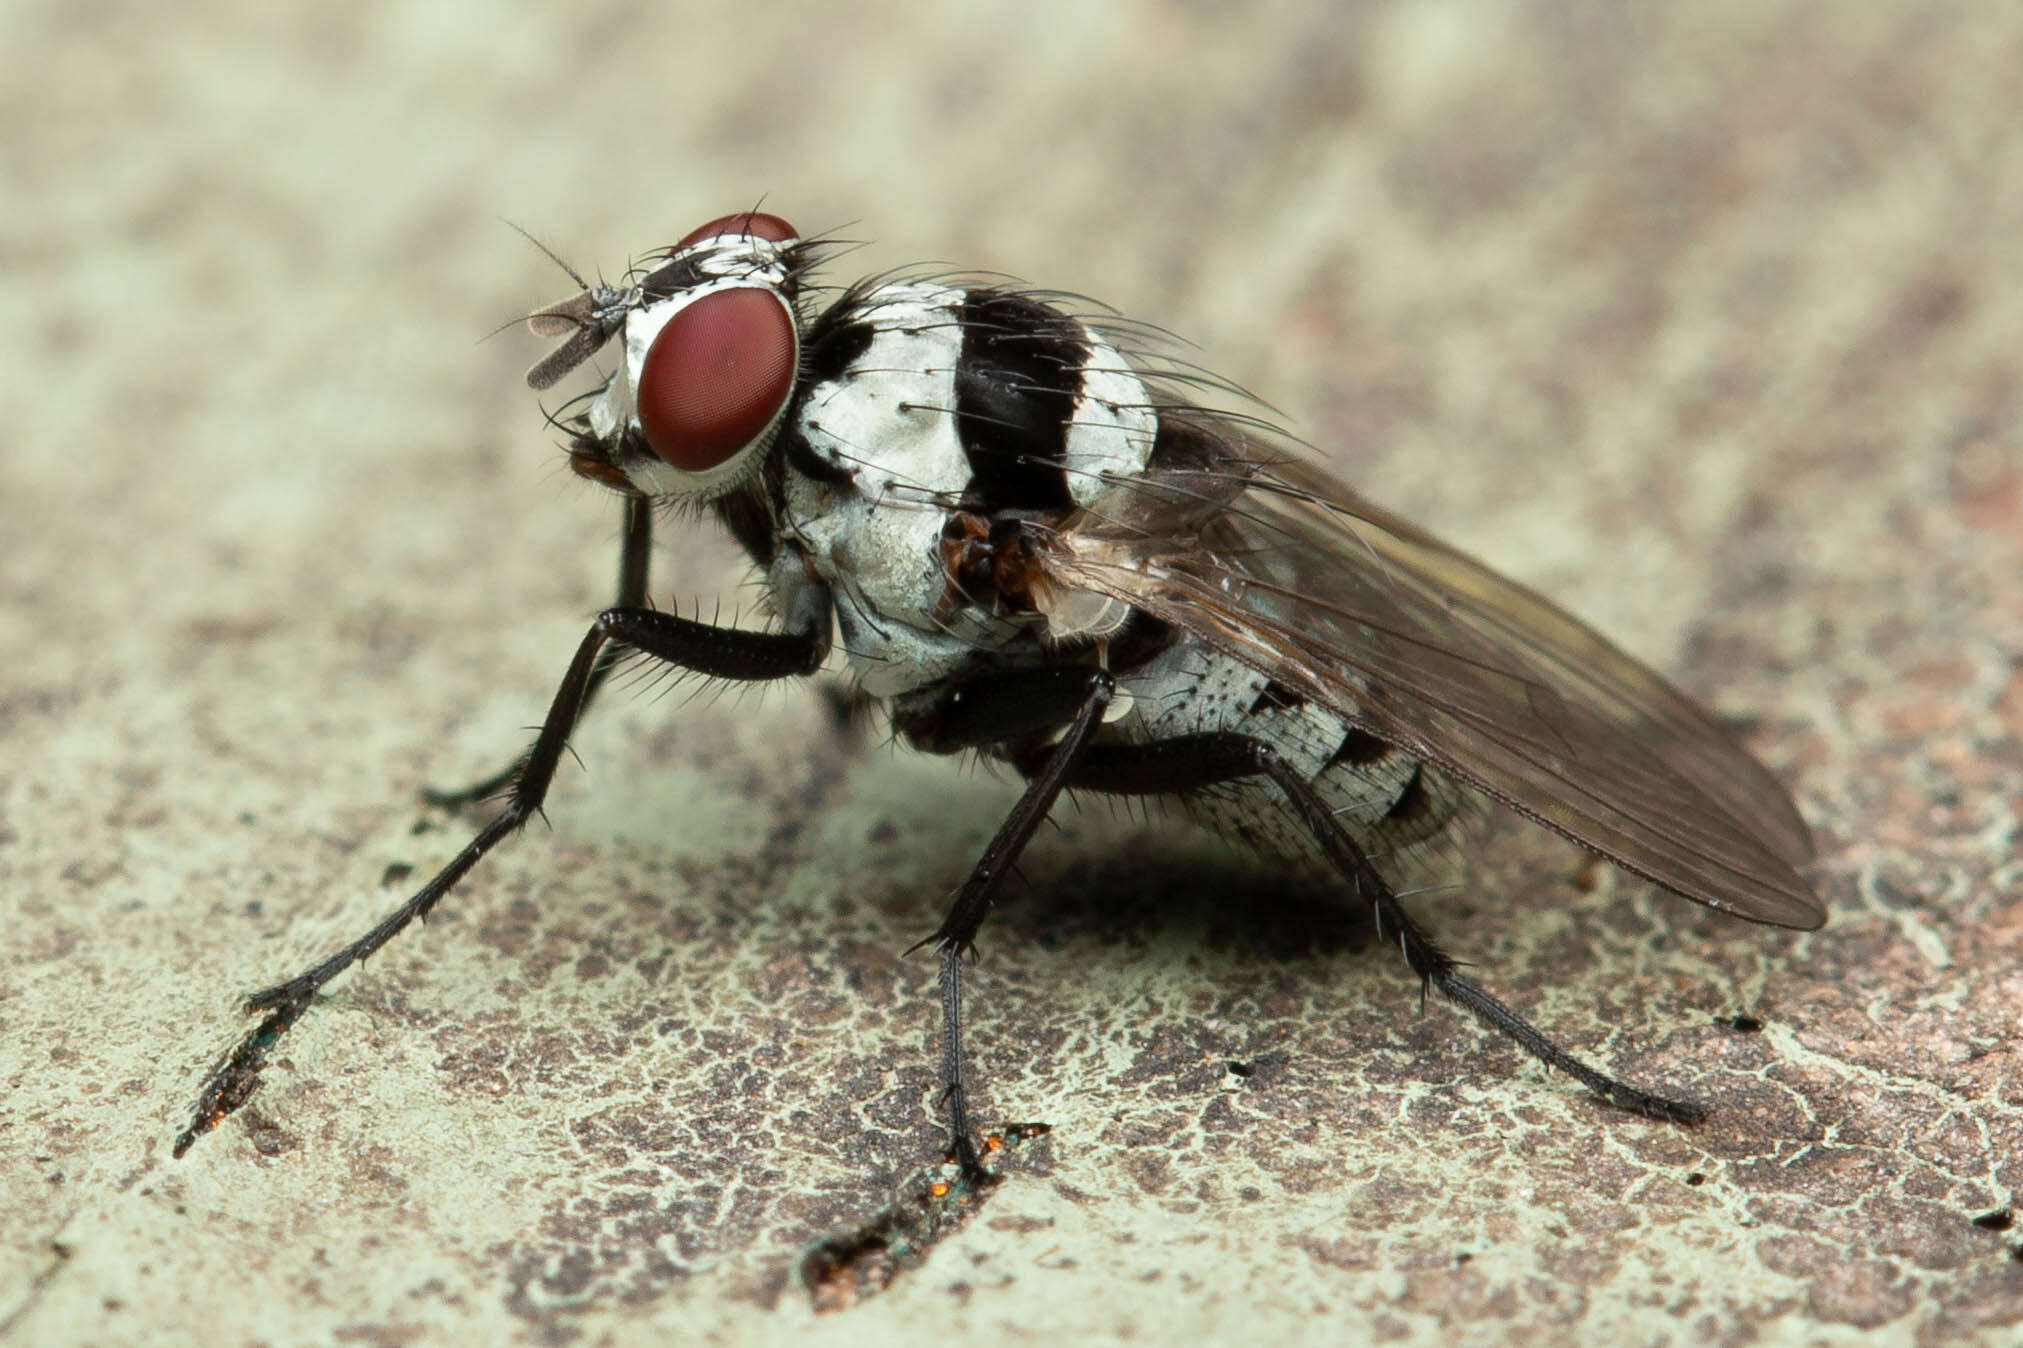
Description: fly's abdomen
xmin=1115 ymin=638 xmax=1462 ymax=866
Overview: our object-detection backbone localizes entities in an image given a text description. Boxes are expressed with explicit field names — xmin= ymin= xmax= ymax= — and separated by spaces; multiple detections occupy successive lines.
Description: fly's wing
xmin=1044 ymin=436 xmax=1822 ymax=929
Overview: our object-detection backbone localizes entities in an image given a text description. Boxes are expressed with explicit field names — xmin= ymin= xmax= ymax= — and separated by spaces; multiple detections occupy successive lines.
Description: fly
xmin=176 ymin=211 xmax=1823 ymax=1176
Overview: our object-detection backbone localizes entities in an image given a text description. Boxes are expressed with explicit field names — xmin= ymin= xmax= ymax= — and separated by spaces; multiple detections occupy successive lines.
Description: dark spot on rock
xmin=987 ymin=1213 xmax=1054 ymax=1235
xmin=248 ymin=1110 xmax=298 ymax=1157
xmin=801 ymin=1125 xmax=1050 ymax=1312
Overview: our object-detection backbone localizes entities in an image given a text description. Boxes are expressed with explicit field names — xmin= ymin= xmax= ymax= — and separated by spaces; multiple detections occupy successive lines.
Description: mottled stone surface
xmin=3 ymin=2 xmax=2018 ymax=1344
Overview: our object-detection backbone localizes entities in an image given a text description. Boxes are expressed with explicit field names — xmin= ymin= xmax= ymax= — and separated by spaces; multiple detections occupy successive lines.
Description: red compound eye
xmin=676 ymin=212 xmax=798 ymax=250
xmin=636 ymin=288 xmax=797 ymax=473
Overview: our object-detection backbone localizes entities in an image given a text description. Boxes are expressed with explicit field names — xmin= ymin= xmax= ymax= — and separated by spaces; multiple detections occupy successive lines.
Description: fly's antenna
xmin=499 ymin=218 xmax=591 ymax=292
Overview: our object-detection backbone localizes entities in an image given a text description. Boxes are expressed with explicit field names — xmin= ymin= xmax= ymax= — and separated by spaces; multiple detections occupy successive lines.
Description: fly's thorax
xmin=775 ymin=279 xmax=1162 ymax=695
xmin=784 ymin=281 xmax=969 ymax=623
xmin=779 ymin=283 xmax=999 ymax=695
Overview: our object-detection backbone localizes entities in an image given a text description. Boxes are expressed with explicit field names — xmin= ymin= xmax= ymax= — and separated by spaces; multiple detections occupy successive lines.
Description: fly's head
xmin=526 ymin=212 xmax=807 ymax=503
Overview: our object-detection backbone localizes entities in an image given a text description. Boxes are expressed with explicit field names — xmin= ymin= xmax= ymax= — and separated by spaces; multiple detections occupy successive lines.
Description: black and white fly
xmin=177 ymin=212 xmax=1822 ymax=1173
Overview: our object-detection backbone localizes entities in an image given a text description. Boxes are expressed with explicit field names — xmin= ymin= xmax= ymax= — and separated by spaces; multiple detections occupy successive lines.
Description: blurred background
xmin=4 ymin=2 xmax=2018 ymax=1344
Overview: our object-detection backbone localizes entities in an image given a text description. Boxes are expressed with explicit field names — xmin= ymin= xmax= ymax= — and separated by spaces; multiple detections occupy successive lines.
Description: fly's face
xmin=532 ymin=212 xmax=806 ymax=502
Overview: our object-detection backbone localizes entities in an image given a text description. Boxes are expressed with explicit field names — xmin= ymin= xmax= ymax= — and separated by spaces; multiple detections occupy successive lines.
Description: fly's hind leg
xmin=1025 ymin=730 xmax=1708 ymax=1124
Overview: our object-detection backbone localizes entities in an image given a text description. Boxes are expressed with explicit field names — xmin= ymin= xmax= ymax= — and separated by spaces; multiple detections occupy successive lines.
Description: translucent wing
xmin=1043 ymin=434 xmax=1822 ymax=928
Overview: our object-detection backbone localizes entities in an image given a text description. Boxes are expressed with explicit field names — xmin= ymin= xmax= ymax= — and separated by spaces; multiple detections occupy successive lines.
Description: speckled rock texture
xmin=3 ymin=3 xmax=2018 ymax=1344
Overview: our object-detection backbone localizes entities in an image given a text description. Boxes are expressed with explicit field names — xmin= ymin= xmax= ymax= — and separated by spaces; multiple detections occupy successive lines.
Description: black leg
xmin=176 ymin=594 xmax=830 ymax=1157
xmin=901 ymin=667 xmax=1116 ymax=1176
xmin=894 ymin=665 xmax=1118 ymax=756
xmin=424 ymin=494 xmax=654 ymax=809
xmin=1023 ymin=732 xmax=1707 ymax=1124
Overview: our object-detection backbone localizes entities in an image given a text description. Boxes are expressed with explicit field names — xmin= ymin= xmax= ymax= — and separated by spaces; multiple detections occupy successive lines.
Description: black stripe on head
xmin=953 ymin=290 xmax=1087 ymax=510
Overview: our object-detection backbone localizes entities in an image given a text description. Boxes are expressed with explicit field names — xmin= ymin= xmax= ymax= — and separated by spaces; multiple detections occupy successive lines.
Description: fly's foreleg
xmin=424 ymin=495 xmax=655 ymax=809
xmin=175 ymin=592 xmax=830 ymax=1158
xmin=898 ymin=667 xmax=1116 ymax=1176
xmin=1024 ymin=731 xmax=1708 ymax=1125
